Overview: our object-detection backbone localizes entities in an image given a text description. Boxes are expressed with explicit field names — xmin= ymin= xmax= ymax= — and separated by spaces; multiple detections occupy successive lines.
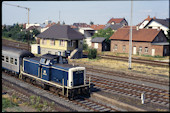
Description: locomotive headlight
xmin=71 ymin=82 xmax=73 ymax=86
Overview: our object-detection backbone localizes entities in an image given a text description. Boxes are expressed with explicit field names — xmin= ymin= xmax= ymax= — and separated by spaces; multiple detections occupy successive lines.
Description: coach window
xmin=6 ymin=56 xmax=9 ymax=63
xmin=10 ymin=57 xmax=14 ymax=64
xmin=2 ymin=55 xmax=4 ymax=61
xmin=15 ymin=59 xmax=17 ymax=65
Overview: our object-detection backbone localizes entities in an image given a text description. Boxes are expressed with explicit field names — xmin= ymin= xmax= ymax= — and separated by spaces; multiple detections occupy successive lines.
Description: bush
xmin=88 ymin=48 xmax=97 ymax=59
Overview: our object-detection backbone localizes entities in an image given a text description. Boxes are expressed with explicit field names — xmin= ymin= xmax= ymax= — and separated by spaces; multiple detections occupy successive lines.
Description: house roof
xmin=90 ymin=25 xmax=106 ymax=30
xmin=107 ymin=18 xmax=124 ymax=24
xmin=109 ymin=26 xmax=161 ymax=42
xmin=139 ymin=16 xmax=169 ymax=28
xmin=45 ymin=22 xmax=56 ymax=28
xmin=91 ymin=37 xmax=106 ymax=43
xmin=37 ymin=24 xmax=84 ymax=40
xmin=153 ymin=19 xmax=169 ymax=28
xmin=104 ymin=23 xmax=123 ymax=30
xmin=27 ymin=25 xmax=40 ymax=31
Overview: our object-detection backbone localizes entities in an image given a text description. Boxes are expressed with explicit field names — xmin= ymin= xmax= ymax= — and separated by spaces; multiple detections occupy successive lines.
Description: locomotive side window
xmin=15 ymin=59 xmax=17 ymax=65
xmin=2 ymin=55 xmax=4 ymax=61
xmin=6 ymin=56 xmax=9 ymax=62
xmin=10 ymin=57 xmax=14 ymax=64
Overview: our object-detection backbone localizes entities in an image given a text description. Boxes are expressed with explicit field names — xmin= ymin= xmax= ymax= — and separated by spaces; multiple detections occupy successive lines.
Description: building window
xmin=145 ymin=47 xmax=148 ymax=53
xmin=10 ymin=57 xmax=14 ymax=64
xmin=114 ymin=44 xmax=118 ymax=50
xmin=15 ymin=59 xmax=17 ymax=65
xmin=123 ymin=45 xmax=126 ymax=52
xmin=50 ymin=40 xmax=55 ymax=46
xmin=42 ymin=39 xmax=46 ymax=45
xmin=48 ymin=51 xmax=51 ymax=54
xmin=139 ymin=46 xmax=142 ymax=52
xmin=68 ymin=40 xmax=73 ymax=47
xmin=59 ymin=40 xmax=65 ymax=46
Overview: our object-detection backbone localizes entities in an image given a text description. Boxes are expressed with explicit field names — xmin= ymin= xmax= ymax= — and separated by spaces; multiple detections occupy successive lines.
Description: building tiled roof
xmin=104 ymin=23 xmax=123 ymax=30
xmin=153 ymin=19 xmax=169 ymax=28
xmin=45 ymin=22 xmax=56 ymax=28
xmin=107 ymin=18 xmax=124 ymax=24
xmin=109 ymin=26 xmax=161 ymax=42
xmin=73 ymin=23 xmax=90 ymax=27
xmin=27 ymin=25 xmax=40 ymax=31
xmin=138 ymin=16 xmax=169 ymax=28
xmin=91 ymin=37 xmax=106 ymax=43
xmin=37 ymin=24 xmax=84 ymax=40
xmin=90 ymin=25 xmax=106 ymax=30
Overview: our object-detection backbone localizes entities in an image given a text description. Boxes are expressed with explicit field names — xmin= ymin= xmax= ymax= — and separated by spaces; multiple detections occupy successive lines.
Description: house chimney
xmin=157 ymin=27 xmax=160 ymax=31
xmin=147 ymin=15 xmax=150 ymax=19
xmin=57 ymin=21 xmax=60 ymax=25
xmin=136 ymin=26 xmax=139 ymax=30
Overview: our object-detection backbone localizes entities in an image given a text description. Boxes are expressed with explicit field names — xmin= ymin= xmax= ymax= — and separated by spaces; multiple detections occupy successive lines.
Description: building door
xmin=152 ymin=49 xmax=155 ymax=56
xmin=94 ymin=43 xmax=98 ymax=49
xmin=133 ymin=46 xmax=136 ymax=55
xmin=164 ymin=48 xmax=167 ymax=56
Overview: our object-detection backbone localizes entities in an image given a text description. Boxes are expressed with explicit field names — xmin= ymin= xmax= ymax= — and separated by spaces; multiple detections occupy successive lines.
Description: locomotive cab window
xmin=6 ymin=56 xmax=9 ymax=62
xmin=40 ymin=58 xmax=47 ymax=64
xmin=45 ymin=59 xmax=51 ymax=65
xmin=52 ymin=58 xmax=58 ymax=64
xmin=10 ymin=57 xmax=14 ymax=64
xmin=2 ymin=55 xmax=4 ymax=61
xmin=15 ymin=59 xmax=17 ymax=65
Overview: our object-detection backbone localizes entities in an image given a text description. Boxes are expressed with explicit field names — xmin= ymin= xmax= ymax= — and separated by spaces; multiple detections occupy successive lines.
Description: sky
xmin=2 ymin=0 xmax=169 ymax=26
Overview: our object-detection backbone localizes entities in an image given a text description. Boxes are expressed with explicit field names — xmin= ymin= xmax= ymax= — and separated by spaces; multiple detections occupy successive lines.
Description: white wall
xmin=147 ymin=21 xmax=169 ymax=35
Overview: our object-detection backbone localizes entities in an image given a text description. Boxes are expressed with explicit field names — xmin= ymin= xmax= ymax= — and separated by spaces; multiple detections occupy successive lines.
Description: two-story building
xmin=138 ymin=15 xmax=169 ymax=35
xmin=36 ymin=24 xmax=85 ymax=58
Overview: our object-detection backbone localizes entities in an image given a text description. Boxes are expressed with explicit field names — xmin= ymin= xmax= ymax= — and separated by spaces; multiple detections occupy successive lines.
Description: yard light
xmin=128 ymin=0 xmax=133 ymax=70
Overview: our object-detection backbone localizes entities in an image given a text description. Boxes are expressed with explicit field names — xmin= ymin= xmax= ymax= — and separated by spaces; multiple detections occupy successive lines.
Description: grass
xmin=2 ymin=97 xmax=18 ymax=112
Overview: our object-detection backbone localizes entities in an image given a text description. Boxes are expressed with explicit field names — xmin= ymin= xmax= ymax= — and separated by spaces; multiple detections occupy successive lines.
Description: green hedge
xmin=88 ymin=48 xmax=97 ymax=59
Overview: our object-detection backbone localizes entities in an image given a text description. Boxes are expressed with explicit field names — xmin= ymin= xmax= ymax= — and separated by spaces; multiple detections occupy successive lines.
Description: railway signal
xmin=3 ymin=3 xmax=31 ymax=51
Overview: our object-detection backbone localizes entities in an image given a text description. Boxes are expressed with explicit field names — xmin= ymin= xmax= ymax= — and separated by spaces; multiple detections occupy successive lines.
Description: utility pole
xmin=128 ymin=0 xmax=133 ymax=70
xmin=3 ymin=3 xmax=30 ymax=51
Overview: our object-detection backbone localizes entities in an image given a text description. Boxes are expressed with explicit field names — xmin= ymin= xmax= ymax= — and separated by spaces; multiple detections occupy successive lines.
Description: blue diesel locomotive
xmin=2 ymin=46 xmax=90 ymax=99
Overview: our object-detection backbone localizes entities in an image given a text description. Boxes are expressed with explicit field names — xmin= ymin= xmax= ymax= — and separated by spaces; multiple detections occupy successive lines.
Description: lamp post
xmin=128 ymin=0 xmax=133 ymax=70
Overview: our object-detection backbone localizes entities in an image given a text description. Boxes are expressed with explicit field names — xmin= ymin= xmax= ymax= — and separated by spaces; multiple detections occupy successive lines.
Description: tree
xmin=90 ymin=21 xmax=94 ymax=25
xmin=92 ymin=28 xmax=114 ymax=44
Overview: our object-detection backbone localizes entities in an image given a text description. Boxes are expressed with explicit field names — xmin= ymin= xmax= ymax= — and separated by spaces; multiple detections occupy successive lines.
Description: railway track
xmin=86 ymin=74 xmax=169 ymax=107
xmin=99 ymin=54 xmax=169 ymax=67
xmin=2 ymin=72 xmax=120 ymax=112
xmin=2 ymin=39 xmax=30 ymax=51
xmin=86 ymin=67 xmax=169 ymax=86
xmin=83 ymin=52 xmax=169 ymax=67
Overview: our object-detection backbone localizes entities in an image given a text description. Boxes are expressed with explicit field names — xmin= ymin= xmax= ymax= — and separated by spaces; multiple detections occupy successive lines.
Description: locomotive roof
xmin=41 ymin=53 xmax=59 ymax=60
xmin=2 ymin=46 xmax=34 ymax=58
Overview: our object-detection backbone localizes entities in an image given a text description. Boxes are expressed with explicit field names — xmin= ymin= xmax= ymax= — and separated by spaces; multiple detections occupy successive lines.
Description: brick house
xmin=91 ymin=37 xmax=109 ymax=52
xmin=109 ymin=26 xmax=169 ymax=56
